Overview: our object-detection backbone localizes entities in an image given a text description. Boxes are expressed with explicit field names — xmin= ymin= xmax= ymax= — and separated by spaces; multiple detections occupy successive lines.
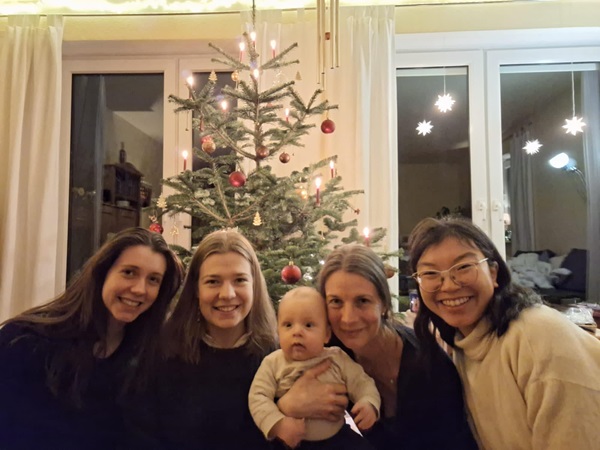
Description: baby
xmin=249 ymin=286 xmax=380 ymax=449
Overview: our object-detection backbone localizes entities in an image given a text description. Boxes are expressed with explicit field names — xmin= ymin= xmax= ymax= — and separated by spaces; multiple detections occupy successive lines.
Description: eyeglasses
xmin=412 ymin=258 xmax=489 ymax=293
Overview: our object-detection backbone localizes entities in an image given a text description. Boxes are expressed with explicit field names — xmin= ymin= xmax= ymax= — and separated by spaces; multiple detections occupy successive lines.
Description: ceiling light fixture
xmin=563 ymin=66 xmax=586 ymax=136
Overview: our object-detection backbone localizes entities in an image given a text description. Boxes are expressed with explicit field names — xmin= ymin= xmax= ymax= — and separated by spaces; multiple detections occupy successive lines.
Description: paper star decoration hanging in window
xmin=522 ymin=139 xmax=542 ymax=155
xmin=563 ymin=116 xmax=586 ymax=136
xmin=435 ymin=93 xmax=455 ymax=113
xmin=416 ymin=120 xmax=433 ymax=136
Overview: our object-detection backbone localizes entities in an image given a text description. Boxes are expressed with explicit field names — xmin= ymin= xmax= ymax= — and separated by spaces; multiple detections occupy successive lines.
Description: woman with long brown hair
xmin=0 ymin=227 xmax=183 ymax=449
xmin=126 ymin=229 xmax=278 ymax=449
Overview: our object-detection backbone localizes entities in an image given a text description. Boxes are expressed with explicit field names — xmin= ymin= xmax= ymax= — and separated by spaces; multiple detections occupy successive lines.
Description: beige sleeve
xmin=333 ymin=348 xmax=381 ymax=417
xmin=248 ymin=351 xmax=287 ymax=439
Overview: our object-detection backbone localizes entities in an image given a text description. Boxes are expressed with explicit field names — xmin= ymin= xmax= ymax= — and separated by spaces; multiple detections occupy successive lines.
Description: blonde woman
xmin=126 ymin=229 xmax=278 ymax=449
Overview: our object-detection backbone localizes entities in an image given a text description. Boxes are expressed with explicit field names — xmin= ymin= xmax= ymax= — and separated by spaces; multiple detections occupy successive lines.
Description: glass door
xmin=61 ymin=58 xmax=177 ymax=281
xmin=394 ymin=51 xmax=487 ymax=269
xmin=487 ymin=47 xmax=600 ymax=303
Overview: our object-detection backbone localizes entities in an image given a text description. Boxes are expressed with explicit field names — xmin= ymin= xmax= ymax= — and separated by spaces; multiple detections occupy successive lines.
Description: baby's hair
xmin=278 ymin=287 xmax=326 ymax=316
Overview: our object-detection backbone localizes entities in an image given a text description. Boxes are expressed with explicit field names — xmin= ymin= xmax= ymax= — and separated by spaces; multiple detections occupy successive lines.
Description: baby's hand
xmin=351 ymin=400 xmax=378 ymax=431
xmin=271 ymin=417 xmax=306 ymax=448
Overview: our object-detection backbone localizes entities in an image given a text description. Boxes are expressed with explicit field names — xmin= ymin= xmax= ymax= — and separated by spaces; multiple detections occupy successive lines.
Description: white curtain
xmin=243 ymin=6 xmax=398 ymax=269
xmin=582 ymin=71 xmax=600 ymax=302
xmin=508 ymin=130 xmax=535 ymax=253
xmin=0 ymin=16 xmax=64 ymax=321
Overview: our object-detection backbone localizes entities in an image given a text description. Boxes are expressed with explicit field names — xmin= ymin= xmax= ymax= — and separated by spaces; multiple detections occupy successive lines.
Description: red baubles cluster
xmin=228 ymin=171 xmax=246 ymax=187
xmin=281 ymin=262 xmax=302 ymax=284
xmin=320 ymin=118 xmax=335 ymax=134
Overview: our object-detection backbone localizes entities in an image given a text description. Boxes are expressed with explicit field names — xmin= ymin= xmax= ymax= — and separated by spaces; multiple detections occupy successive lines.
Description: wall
xmin=398 ymin=159 xmax=470 ymax=239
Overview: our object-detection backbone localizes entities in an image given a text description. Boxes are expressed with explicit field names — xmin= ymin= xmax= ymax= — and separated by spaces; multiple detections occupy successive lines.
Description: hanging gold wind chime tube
xmin=316 ymin=0 xmax=340 ymax=88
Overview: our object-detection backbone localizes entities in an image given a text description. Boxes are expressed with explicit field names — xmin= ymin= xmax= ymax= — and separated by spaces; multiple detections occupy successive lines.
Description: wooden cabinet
xmin=101 ymin=163 xmax=143 ymax=242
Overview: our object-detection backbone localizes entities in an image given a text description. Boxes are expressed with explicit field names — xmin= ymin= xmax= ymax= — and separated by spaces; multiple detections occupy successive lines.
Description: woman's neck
xmin=206 ymin=323 xmax=246 ymax=349
xmin=96 ymin=317 xmax=125 ymax=358
xmin=354 ymin=327 xmax=397 ymax=362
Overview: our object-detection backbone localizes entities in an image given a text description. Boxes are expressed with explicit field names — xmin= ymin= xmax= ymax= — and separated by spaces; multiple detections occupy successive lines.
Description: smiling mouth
xmin=120 ymin=298 xmax=142 ymax=307
xmin=341 ymin=329 xmax=362 ymax=337
xmin=215 ymin=305 xmax=239 ymax=312
xmin=439 ymin=296 xmax=470 ymax=307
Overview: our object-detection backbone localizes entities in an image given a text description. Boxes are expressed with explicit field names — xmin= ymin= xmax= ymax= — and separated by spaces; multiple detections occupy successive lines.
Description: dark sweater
xmin=333 ymin=325 xmax=478 ymax=450
xmin=0 ymin=322 xmax=126 ymax=450
xmin=124 ymin=341 xmax=272 ymax=450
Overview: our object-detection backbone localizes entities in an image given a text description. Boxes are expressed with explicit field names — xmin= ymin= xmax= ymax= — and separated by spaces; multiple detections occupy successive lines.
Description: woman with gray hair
xmin=277 ymin=244 xmax=476 ymax=450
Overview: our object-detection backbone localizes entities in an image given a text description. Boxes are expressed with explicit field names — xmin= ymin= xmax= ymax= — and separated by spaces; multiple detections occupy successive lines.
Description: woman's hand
xmin=277 ymin=359 xmax=348 ymax=421
xmin=270 ymin=417 xmax=305 ymax=449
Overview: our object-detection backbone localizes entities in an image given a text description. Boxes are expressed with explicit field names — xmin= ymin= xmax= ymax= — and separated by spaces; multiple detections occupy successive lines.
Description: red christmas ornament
xmin=202 ymin=138 xmax=216 ymax=154
xmin=320 ymin=119 xmax=336 ymax=134
xmin=228 ymin=171 xmax=246 ymax=187
xmin=279 ymin=152 xmax=291 ymax=164
xmin=149 ymin=222 xmax=164 ymax=234
xmin=256 ymin=145 xmax=269 ymax=159
xmin=281 ymin=262 xmax=302 ymax=284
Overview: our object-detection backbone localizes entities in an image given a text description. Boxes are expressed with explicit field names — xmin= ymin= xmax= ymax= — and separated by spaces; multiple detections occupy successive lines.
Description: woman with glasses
xmin=409 ymin=216 xmax=600 ymax=450
xmin=277 ymin=243 xmax=477 ymax=450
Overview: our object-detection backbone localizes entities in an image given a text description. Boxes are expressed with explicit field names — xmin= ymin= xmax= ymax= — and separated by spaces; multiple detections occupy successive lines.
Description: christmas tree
xmin=154 ymin=30 xmax=395 ymax=301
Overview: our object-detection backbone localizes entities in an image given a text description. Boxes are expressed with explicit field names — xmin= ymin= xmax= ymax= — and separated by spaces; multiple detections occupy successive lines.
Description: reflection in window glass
xmin=500 ymin=62 xmax=599 ymax=303
xmin=67 ymin=73 xmax=164 ymax=281
xmin=396 ymin=66 xmax=471 ymax=260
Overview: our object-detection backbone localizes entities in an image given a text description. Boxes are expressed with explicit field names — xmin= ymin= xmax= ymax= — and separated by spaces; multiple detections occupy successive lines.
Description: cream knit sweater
xmin=454 ymin=305 xmax=600 ymax=450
